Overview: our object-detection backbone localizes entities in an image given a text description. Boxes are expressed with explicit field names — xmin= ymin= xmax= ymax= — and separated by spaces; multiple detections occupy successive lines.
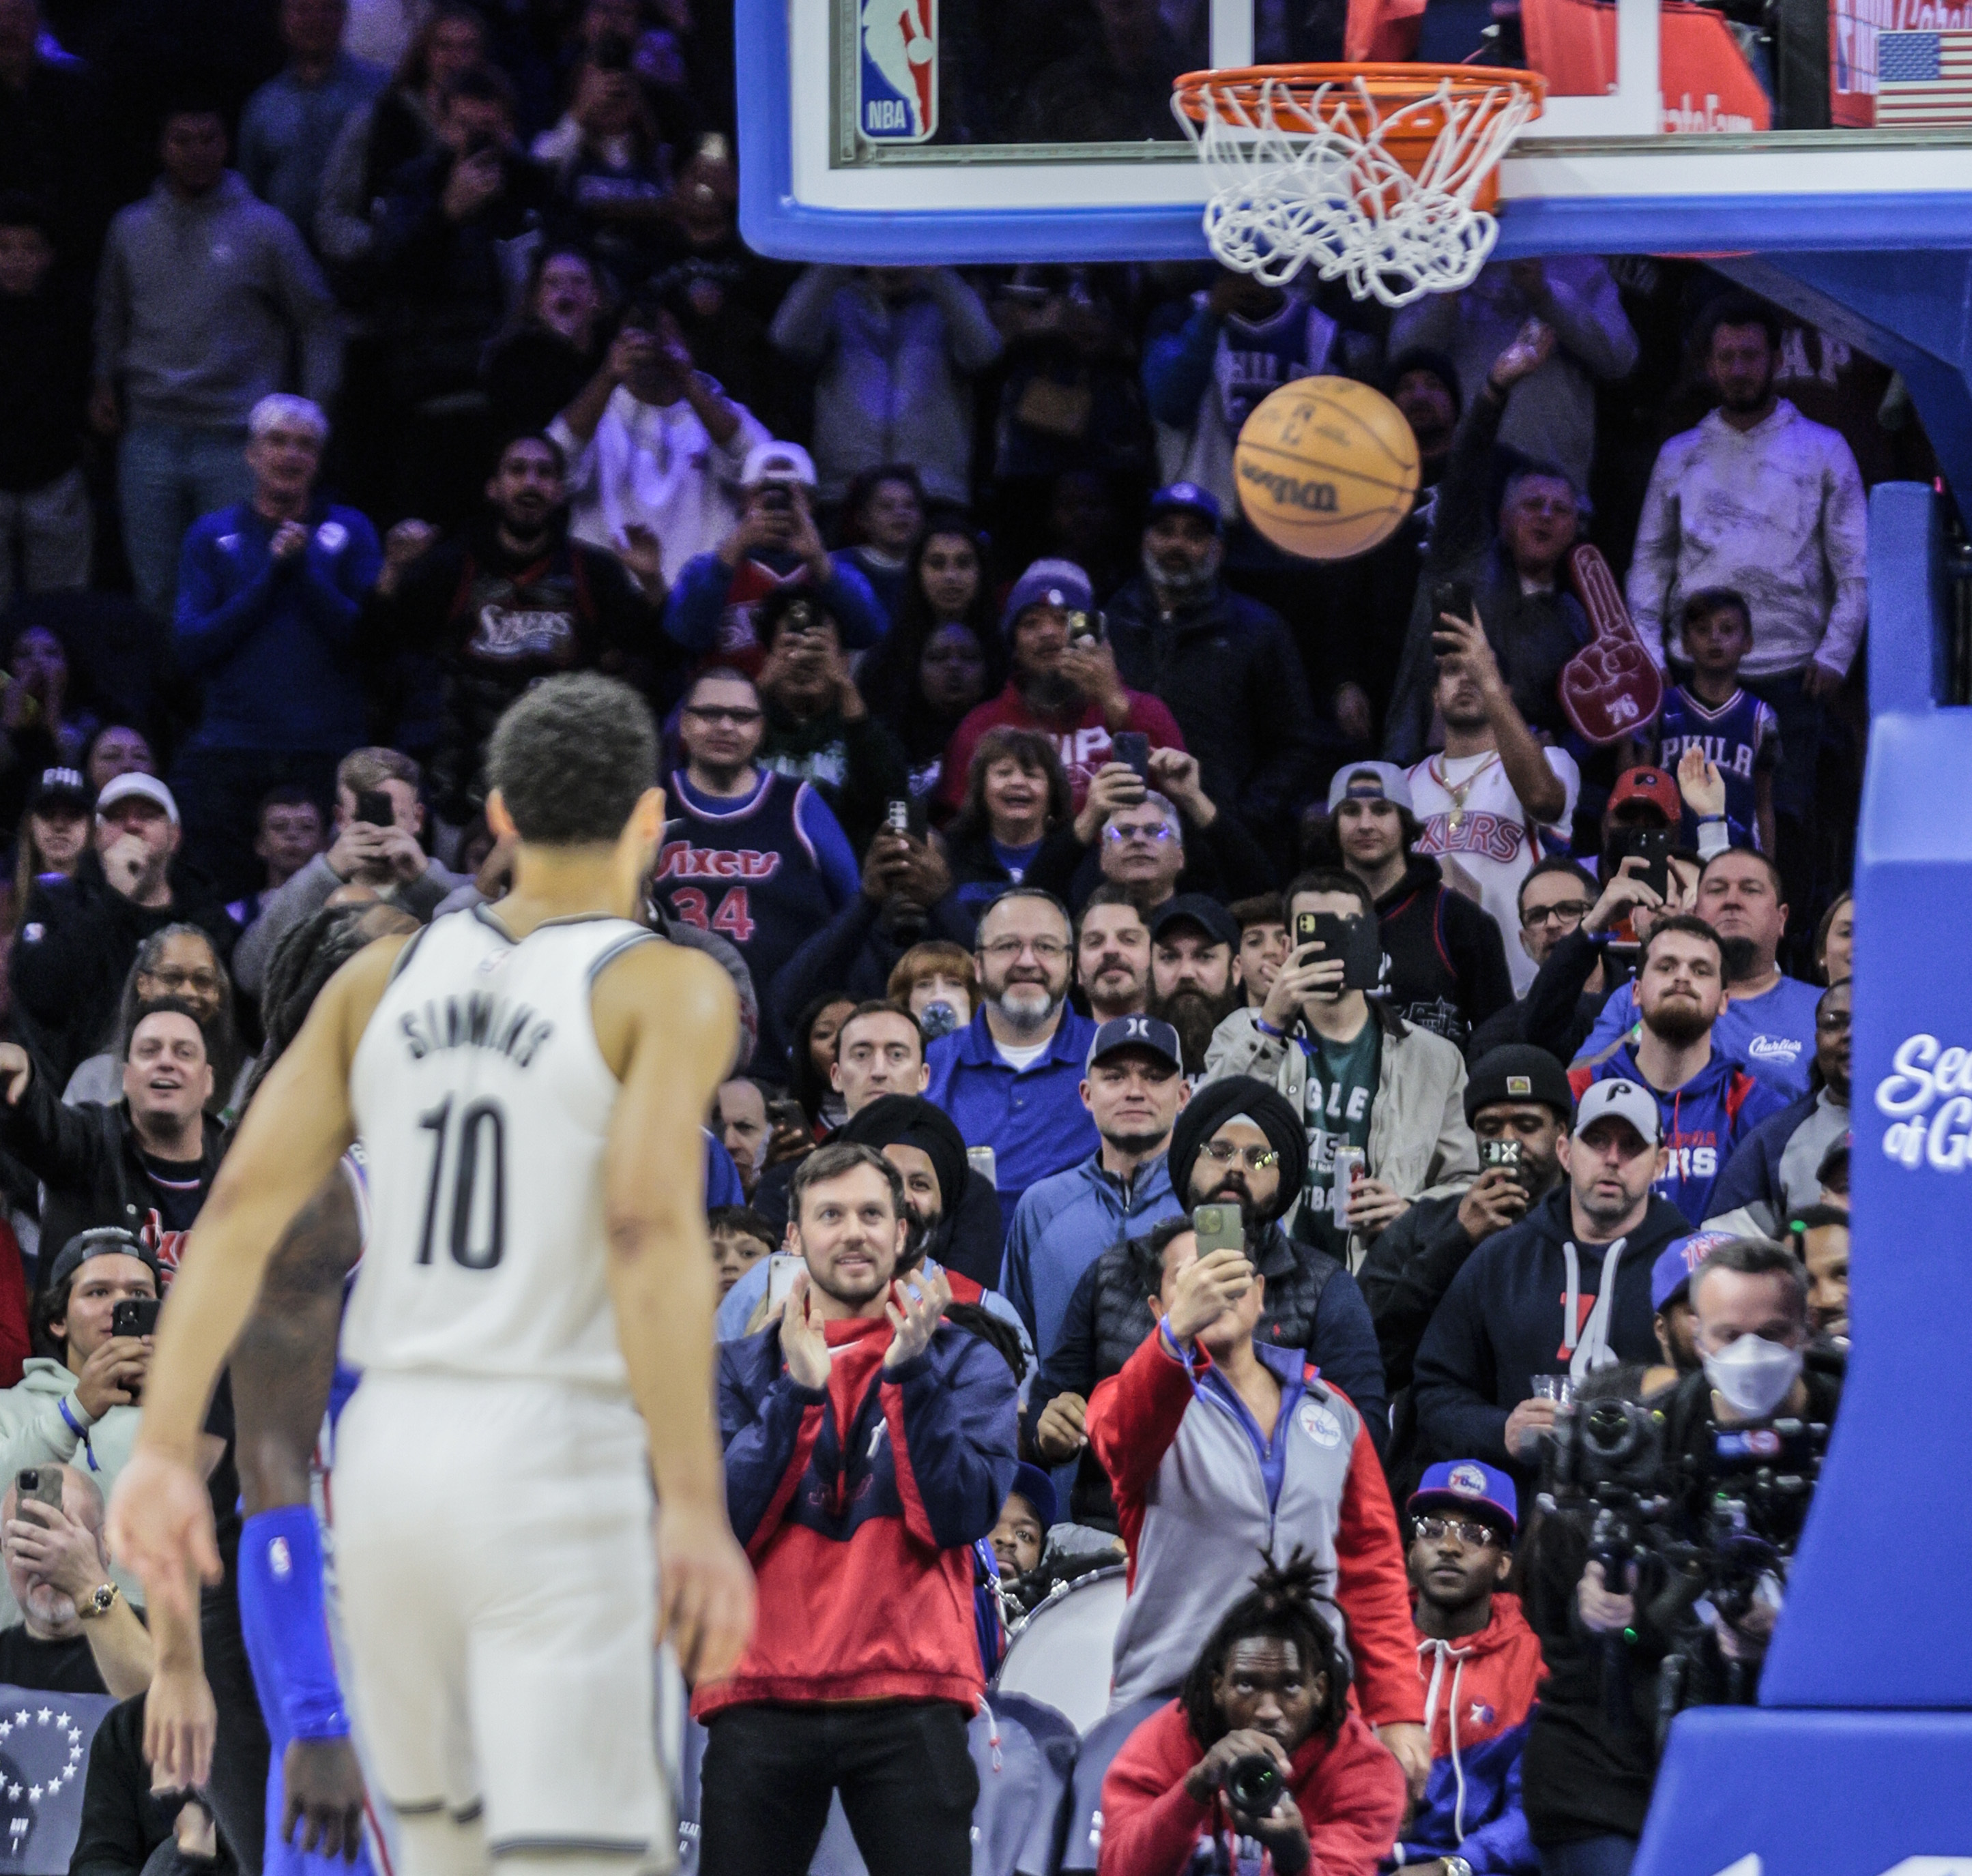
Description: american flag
xmin=1876 ymin=29 xmax=1972 ymax=124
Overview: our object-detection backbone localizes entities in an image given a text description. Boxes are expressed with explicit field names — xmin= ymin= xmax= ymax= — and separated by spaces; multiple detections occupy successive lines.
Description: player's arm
xmin=592 ymin=939 xmax=755 ymax=1683
xmin=106 ymin=937 xmax=406 ymax=1614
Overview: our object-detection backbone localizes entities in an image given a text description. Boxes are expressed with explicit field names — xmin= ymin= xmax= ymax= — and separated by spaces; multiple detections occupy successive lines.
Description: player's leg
xmin=695 ymin=1708 xmax=839 ymax=1876
xmin=830 ymin=1702 xmax=978 ymax=1876
xmin=330 ymin=1379 xmax=479 ymax=1873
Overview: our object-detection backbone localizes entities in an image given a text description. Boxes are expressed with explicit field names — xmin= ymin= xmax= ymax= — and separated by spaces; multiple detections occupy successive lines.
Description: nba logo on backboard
xmin=859 ymin=0 xmax=936 ymax=142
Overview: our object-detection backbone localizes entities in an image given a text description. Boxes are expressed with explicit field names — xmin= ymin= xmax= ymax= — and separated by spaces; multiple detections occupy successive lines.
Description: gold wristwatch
xmin=76 ymin=1583 xmax=119 ymax=1620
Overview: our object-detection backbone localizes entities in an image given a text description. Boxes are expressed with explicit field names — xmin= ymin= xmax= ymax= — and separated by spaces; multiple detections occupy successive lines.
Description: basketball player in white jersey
xmin=108 ymin=673 xmax=756 ymax=1876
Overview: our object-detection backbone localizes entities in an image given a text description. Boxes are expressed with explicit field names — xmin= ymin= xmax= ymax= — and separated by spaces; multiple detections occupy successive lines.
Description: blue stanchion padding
xmin=1632 ymin=488 xmax=1972 ymax=1875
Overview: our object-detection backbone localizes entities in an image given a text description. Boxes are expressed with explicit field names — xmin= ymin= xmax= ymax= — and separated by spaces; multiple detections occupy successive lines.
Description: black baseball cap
xmin=46 ymin=1227 xmax=162 ymax=1299
xmin=1151 ymin=893 xmax=1241 ymax=954
xmin=26 ymin=767 xmax=91 ymax=816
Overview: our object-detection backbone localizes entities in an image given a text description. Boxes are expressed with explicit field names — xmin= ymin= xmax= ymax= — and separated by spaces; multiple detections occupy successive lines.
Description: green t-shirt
xmin=1294 ymin=1019 xmax=1382 ymax=1257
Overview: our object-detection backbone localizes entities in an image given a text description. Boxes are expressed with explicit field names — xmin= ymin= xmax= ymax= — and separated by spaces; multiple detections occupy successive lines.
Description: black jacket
xmin=1024 ymin=1219 xmax=1388 ymax=1527
xmin=1357 ymin=1189 xmax=1479 ymax=1396
xmin=0 ymin=1071 xmax=225 ymax=1282
xmin=1104 ymin=575 xmax=1320 ymax=840
xmin=8 ymin=858 xmax=237 ymax=1087
xmin=1374 ymin=854 xmax=1514 ymax=1053
xmin=1468 ymin=924 xmax=1625 ymax=1069
xmin=73 ymin=1694 xmax=240 ymax=1876
xmin=767 ymin=891 xmax=978 ymax=1040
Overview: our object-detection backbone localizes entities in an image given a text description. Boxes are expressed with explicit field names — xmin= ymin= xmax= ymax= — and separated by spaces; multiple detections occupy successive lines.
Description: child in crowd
xmin=708 ymin=1204 xmax=777 ymax=1299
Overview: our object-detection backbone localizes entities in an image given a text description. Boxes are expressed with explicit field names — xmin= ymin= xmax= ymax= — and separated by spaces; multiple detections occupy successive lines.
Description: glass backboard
xmin=738 ymin=0 xmax=1972 ymax=261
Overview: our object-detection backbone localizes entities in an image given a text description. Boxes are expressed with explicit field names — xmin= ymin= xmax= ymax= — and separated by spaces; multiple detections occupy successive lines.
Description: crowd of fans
xmin=0 ymin=0 xmax=1883 ymax=1871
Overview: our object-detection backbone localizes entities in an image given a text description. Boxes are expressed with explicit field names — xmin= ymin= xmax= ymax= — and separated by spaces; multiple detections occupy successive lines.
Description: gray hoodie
xmin=94 ymin=172 xmax=342 ymax=429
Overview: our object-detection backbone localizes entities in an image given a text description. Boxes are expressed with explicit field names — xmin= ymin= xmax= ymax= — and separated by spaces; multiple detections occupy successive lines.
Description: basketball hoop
xmin=1171 ymin=64 xmax=1546 ymax=309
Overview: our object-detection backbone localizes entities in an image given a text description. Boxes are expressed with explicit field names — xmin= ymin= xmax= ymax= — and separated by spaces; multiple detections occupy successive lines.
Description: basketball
xmin=1232 ymin=377 xmax=1421 ymax=561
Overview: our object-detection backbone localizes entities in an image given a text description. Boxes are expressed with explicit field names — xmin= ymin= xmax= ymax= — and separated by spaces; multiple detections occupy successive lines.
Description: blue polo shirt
xmin=926 ymin=1007 xmax=1101 ymax=1240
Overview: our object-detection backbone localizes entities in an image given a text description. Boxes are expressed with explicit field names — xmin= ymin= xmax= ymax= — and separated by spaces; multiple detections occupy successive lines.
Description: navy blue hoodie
xmin=1411 ymin=1187 xmax=1690 ymax=1476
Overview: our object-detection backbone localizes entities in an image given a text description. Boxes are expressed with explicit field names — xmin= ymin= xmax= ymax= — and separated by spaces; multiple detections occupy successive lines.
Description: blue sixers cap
xmin=1652 ymin=1230 xmax=1737 ymax=1313
xmin=1410 ymin=1459 xmax=1519 ymax=1536
xmin=1148 ymin=482 xmax=1222 ymax=530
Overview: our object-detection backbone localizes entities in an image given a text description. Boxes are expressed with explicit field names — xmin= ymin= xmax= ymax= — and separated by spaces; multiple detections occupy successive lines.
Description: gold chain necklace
xmin=1430 ymin=752 xmax=1500 ymax=832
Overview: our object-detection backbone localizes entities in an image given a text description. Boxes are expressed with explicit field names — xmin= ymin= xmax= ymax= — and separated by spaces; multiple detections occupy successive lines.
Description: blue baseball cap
xmin=1410 ymin=1460 xmax=1519 ymax=1536
xmin=1009 ymin=1461 xmax=1058 ymax=1532
xmin=1148 ymin=482 xmax=1222 ymax=530
xmin=1651 ymin=1231 xmax=1737 ymax=1313
xmin=1086 ymin=1013 xmax=1183 ymax=1075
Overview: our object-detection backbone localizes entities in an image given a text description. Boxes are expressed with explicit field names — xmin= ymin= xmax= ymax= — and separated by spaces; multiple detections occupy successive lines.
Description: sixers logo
xmin=859 ymin=0 xmax=936 ymax=142
xmin=1447 ymin=1463 xmax=1490 ymax=1497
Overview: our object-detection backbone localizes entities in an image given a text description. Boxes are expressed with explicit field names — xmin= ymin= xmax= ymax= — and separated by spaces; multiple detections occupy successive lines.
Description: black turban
xmin=1168 ymin=1075 xmax=1307 ymax=1223
xmin=839 ymin=1095 xmax=972 ymax=1225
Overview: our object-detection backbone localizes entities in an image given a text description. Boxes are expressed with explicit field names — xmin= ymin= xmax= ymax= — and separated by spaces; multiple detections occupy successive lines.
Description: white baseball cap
xmin=96 ymin=772 xmax=179 ymax=825
xmin=741 ymin=441 xmax=817 ymax=488
xmin=1574 ymin=1079 xmax=1662 ymax=1145
xmin=1326 ymin=761 xmax=1413 ymax=815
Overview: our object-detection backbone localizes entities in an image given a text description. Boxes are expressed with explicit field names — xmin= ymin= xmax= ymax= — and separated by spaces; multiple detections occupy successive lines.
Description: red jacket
xmin=1415 ymin=1592 xmax=1543 ymax=1761
xmin=1088 ymin=1328 xmax=1422 ymax=1726
xmin=1098 ymin=1701 xmax=1406 ymax=1876
xmin=936 ymin=681 xmax=1186 ymax=812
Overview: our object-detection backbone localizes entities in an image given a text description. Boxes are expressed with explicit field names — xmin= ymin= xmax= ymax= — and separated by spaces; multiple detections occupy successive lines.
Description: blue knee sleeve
xmin=237 ymin=1506 xmax=349 ymax=1744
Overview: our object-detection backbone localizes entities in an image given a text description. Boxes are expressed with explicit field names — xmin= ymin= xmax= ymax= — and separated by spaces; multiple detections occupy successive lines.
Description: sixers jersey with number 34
xmin=344 ymin=907 xmax=658 ymax=1386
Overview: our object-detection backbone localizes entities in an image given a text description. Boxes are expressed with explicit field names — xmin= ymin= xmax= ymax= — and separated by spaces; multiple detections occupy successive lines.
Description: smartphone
xmin=1191 ymin=1203 xmax=1245 ymax=1259
xmin=111 ymin=1298 xmax=161 ymax=1339
xmin=353 ymin=787 xmax=394 ymax=830
xmin=766 ymin=1252 xmax=802 ymax=1312
xmin=1064 ymin=609 xmax=1105 ymax=647
xmin=1618 ymin=825 xmax=1674 ymax=903
xmin=1481 ymin=1137 xmax=1529 ymax=1190
xmin=1112 ymin=731 xmax=1150 ymax=787
xmin=966 ymin=1145 xmax=998 ymax=1189
xmin=884 ymin=797 xmax=928 ymax=841
xmin=758 ymin=486 xmax=794 ymax=514
xmin=15 ymin=1468 xmax=61 ymax=1514
xmin=1432 ymin=578 xmax=1474 ymax=627
xmin=1329 ymin=1145 xmax=1367 ymax=1228
xmin=1297 ymin=911 xmax=1382 ymax=992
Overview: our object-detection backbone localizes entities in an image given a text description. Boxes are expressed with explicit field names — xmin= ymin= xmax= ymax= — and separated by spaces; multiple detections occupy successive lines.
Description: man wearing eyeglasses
xmin=652 ymin=666 xmax=858 ymax=1061
xmin=925 ymin=886 xmax=1098 ymax=1236
xmin=1466 ymin=859 xmax=1608 ymax=1065
xmin=1389 ymin=1463 xmax=1543 ymax=1876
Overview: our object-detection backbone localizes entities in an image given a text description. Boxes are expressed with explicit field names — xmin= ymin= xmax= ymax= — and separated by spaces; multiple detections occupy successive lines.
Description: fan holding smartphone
xmin=1229 ymin=873 xmax=1477 ymax=1268
xmin=317 ymin=754 xmax=441 ymax=897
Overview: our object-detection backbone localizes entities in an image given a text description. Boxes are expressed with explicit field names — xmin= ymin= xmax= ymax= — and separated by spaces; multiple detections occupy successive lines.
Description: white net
xmin=1171 ymin=70 xmax=1541 ymax=309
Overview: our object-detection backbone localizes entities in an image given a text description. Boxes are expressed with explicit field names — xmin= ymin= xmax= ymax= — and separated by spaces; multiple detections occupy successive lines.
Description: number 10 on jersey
xmin=417 ymin=1096 xmax=507 ymax=1270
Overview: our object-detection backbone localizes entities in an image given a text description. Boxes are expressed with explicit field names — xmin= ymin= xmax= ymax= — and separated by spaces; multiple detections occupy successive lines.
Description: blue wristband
xmin=57 ymin=1396 xmax=87 ymax=1439
xmin=1253 ymin=1016 xmax=1287 ymax=1040
xmin=237 ymin=1506 xmax=349 ymax=1743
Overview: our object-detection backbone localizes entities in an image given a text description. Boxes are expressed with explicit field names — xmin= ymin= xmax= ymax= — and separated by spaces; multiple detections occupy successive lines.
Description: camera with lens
xmin=1220 ymin=1753 xmax=1283 ymax=1816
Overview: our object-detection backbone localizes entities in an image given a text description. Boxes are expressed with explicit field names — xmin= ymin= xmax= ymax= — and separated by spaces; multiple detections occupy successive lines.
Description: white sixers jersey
xmin=343 ymin=907 xmax=654 ymax=1389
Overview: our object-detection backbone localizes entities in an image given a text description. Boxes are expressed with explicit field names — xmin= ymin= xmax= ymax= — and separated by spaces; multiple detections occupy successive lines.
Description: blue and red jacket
xmin=697 ymin=1313 xmax=1019 ymax=1719
xmin=1568 ymin=1044 xmax=1790 ymax=1224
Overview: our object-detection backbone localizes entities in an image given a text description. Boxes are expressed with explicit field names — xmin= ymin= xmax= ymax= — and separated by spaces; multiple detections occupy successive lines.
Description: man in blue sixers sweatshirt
xmin=697 ymin=1139 xmax=1017 ymax=1876
xmin=1566 ymin=914 xmax=1787 ymax=1224
xmin=1413 ymin=1079 xmax=1689 ymax=1484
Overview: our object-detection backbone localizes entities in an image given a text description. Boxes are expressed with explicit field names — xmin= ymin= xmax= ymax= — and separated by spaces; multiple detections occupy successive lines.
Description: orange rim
xmin=1172 ymin=61 xmax=1546 ymax=124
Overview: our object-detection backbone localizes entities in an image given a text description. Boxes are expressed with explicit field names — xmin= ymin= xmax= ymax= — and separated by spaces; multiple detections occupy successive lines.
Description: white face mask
xmin=1701 ymin=1334 xmax=1804 ymax=1420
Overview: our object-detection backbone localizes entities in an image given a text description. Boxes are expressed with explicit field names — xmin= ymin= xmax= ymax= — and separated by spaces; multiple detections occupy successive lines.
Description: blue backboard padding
xmin=1636 ymin=1708 xmax=1972 ymax=1876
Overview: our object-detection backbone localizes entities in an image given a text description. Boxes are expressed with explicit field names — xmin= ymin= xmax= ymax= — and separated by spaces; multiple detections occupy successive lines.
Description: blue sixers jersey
xmin=652 ymin=771 xmax=858 ymax=1053
xmin=1653 ymin=686 xmax=1780 ymax=848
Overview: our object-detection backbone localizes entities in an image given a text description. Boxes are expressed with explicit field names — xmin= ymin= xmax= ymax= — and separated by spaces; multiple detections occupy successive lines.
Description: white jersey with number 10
xmin=343 ymin=906 xmax=654 ymax=1390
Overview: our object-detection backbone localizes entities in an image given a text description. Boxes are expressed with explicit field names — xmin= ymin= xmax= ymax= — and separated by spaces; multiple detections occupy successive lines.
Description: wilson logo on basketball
xmin=1237 ymin=460 xmax=1339 ymax=512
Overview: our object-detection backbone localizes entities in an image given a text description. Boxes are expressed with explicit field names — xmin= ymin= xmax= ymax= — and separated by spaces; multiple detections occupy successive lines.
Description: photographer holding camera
xmin=1098 ymin=1551 xmax=1406 ymax=1876
xmin=1521 ymin=1237 xmax=1842 ymax=1875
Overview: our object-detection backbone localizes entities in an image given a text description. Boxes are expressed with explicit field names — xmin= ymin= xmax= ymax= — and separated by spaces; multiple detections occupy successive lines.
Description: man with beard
xmin=1024 ymin=1076 xmax=1389 ymax=1529
xmin=701 ymin=1143 xmax=1017 ymax=1874
xmin=1412 ymin=1080 xmax=1686 ymax=1482
xmin=1568 ymin=917 xmax=1788 ymax=1224
xmin=1704 ymin=972 xmax=1849 ymax=1237
xmin=1359 ymin=1044 xmax=1574 ymax=1403
xmin=1574 ymin=847 xmax=1821 ymax=1098
xmin=936 ymin=559 xmax=1185 ymax=814
xmin=1147 ymin=895 xmax=1243 ymax=1076
xmin=1103 ymin=483 xmax=1318 ymax=862
xmin=927 ymin=888 xmax=1099 ymax=1234
xmin=1627 ymin=295 xmax=1867 ymax=881
xmin=1000 ymin=1015 xmax=1188 ymax=1364
xmin=1075 ymin=888 xmax=1151 ymax=1023
xmin=1406 ymin=609 xmax=1578 ymax=996
xmin=1320 ymin=763 xmax=1513 ymax=1051
xmin=364 ymin=432 xmax=667 ymax=825
xmin=1206 ymin=869 xmax=1478 ymax=1274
